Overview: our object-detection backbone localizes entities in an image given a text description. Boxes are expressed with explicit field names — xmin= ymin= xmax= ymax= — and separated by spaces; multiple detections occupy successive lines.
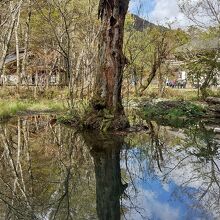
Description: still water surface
xmin=0 ymin=115 xmax=219 ymax=220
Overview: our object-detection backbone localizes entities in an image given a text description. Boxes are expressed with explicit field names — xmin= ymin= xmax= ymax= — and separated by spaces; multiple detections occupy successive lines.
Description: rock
xmin=208 ymin=104 xmax=220 ymax=113
xmin=127 ymin=125 xmax=148 ymax=132
xmin=206 ymin=97 xmax=220 ymax=105
xmin=157 ymin=101 xmax=183 ymax=109
xmin=214 ymin=128 xmax=220 ymax=133
xmin=207 ymin=104 xmax=220 ymax=118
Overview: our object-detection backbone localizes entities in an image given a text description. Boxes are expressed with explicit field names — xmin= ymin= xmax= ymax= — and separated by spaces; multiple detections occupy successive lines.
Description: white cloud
xmin=124 ymin=189 xmax=180 ymax=220
xmin=130 ymin=0 xmax=218 ymax=28
xmin=149 ymin=0 xmax=190 ymax=27
xmin=129 ymin=0 xmax=192 ymax=28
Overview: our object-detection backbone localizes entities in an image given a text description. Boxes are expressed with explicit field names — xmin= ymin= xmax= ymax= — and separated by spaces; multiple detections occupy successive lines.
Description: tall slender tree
xmin=0 ymin=0 xmax=23 ymax=77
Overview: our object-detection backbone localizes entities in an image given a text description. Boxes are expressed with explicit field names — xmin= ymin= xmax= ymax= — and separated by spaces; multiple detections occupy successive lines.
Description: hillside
xmin=132 ymin=14 xmax=155 ymax=31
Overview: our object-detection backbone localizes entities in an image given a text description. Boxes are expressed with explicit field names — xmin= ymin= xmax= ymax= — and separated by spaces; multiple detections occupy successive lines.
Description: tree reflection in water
xmin=0 ymin=116 xmax=97 ymax=219
xmin=123 ymin=120 xmax=220 ymax=219
xmin=83 ymin=132 xmax=127 ymax=220
xmin=0 ymin=116 xmax=219 ymax=219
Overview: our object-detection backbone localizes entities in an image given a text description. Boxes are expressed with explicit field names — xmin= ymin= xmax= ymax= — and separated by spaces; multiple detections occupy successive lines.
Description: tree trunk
xmin=206 ymin=97 xmax=220 ymax=105
xmin=0 ymin=1 xmax=23 ymax=76
xmin=158 ymin=66 xmax=165 ymax=97
xmin=139 ymin=60 xmax=158 ymax=96
xmin=21 ymin=0 xmax=32 ymax=84
xmin=200 ymin=70 xmax=215 ymax=99
xmin=15 ymin=7 xmax=21 ymax=88
xmin=93 ymin=0 xmax=129 ymax=115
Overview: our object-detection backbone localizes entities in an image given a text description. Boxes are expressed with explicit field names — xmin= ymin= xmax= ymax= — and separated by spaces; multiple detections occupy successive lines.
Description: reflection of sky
xmin=121 ymin=149 xmax=214 ymax=220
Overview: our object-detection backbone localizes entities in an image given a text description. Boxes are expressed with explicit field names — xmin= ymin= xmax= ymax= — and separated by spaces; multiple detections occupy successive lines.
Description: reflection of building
xmin=1 ymin=49 xmax=65 ymax=85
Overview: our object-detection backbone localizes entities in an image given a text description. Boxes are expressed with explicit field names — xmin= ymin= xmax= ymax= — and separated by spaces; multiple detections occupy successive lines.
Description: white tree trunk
xmin=21 ymin=0 xmax=32 ymax=83
xmin=15 ymin=6 xmax=21 ymax=86
xmin=0 ymin=0 xmax=23 ymax=76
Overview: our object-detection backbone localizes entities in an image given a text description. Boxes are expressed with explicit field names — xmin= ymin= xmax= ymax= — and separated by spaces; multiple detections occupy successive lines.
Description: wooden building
xmin=1 ymin=49 xmax=65 ymax=86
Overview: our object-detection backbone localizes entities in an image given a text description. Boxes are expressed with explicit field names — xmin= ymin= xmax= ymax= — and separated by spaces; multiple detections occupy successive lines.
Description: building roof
xmin=5 ymin=50 xmax=25 ymax=65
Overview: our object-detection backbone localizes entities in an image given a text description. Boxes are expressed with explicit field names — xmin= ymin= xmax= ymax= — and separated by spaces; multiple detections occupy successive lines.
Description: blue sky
xmin=129 ymin=0 xmax=190 ymax=27
xmin=122 ymin=148 xmax=215 ymax=220
xmin=129 ymin=0 xmax=156 ymax=16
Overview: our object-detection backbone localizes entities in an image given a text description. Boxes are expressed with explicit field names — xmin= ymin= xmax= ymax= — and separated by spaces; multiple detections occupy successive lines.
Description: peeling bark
xmin=93 ymin=0 xmax=129 ymax=115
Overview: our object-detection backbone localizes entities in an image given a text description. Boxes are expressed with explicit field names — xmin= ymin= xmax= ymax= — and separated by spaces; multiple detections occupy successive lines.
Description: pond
xmin=0 ymin=115 xmax=219 ymax=220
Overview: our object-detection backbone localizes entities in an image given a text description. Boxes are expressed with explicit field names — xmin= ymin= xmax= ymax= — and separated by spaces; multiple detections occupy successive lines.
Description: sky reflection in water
xmin=122 ymin=151 xmax=214 ymax=220
xmin=0 ymin=116 xmax=219 ymax=220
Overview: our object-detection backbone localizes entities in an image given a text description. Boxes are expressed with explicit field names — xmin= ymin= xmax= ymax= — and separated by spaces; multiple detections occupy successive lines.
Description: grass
xmin=0 ymin=86 xmax=69 ymax=100
xmin=29 ymin=100 xmax=66 ymax=112
xmin=0 ymin=99 xmax=66 ymax=120
xmin=0 ymin=101 xmax=29 ymax=120
xmin=141 ymin=87 xmax=199 ymax=101
xmin=0 ymin=87 xmax=95 ymax=122
xmin=0 ymin=87 xmax=68 ymax=120
xmin=137 ymin=85 xmax=220 ymax=101
xmin=0 ymin=85 xmax=218 ymax=122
